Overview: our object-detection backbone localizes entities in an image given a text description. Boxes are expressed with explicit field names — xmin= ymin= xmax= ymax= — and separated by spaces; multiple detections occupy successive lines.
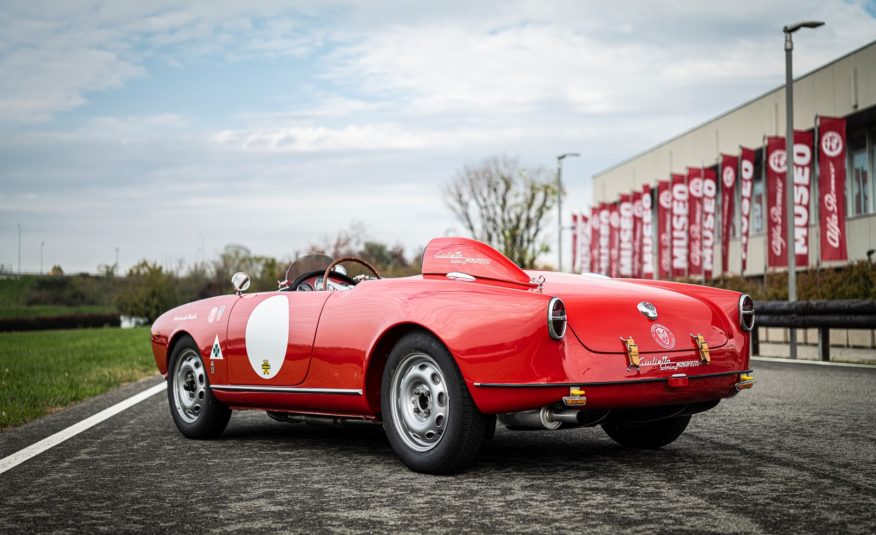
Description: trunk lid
xmin=538 ymin=273 xmax=729 ymax=354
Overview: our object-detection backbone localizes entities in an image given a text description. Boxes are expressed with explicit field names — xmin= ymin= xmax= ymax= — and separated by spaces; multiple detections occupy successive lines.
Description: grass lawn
xmin=0 ymin=327 xmax=157 ymax=429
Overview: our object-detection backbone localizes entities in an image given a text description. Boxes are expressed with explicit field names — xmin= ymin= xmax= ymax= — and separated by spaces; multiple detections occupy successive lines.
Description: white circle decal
xmin=769 ymin=150 xmax=787 ymax=174
xmin=245 ymin=295 xmax=289 ymax=379
xmin=821 ymin=131 xmax=843 ymax=158
xmin=722 ymin=166 xmax=735 ymax=188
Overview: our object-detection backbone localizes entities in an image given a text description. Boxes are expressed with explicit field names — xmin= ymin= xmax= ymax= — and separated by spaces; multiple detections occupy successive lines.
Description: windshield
xmin=284 ymin=254 xmax=334 ymax=284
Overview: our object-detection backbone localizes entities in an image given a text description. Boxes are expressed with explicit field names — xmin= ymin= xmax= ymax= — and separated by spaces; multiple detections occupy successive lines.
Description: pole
xmin=784 ymin=30 xmax=798 ymax=358
xmin=17 ymin=223 xmax=21 ymax=274
xmin=784 ymin=29 xmax=797 ymax=360
xmin=40 ymin=241 xmax=45 ymax=274
xmin=557 ymin=158 xmax=564 ymax=272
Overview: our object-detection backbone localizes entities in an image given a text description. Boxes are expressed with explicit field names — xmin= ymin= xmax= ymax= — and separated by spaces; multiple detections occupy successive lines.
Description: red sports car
xmin=151 ymin=237 xmax=755 ymax=473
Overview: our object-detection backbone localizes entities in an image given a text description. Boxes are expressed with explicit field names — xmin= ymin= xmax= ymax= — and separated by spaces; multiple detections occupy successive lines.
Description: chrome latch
xmin=691 ymin=333 xmax=711 ymax=364
xmin=620 ymin=336 xmax=640 ymax=369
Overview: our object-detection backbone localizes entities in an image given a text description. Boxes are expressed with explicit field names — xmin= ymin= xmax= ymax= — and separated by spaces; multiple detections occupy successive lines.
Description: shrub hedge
xmin=0 ymin=313 xmax=120 ymax=332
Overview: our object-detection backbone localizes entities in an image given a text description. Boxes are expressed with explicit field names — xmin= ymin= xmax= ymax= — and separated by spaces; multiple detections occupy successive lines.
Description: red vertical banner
xmin=817 ymin=116 xmax=848 ymax=262
xmin=590 ymin=206 xmax=600 ymax=273
xmin=670 ymin=173 xmax=689 ymax=278
xmin=632 ymin=191 xmax=643 ymax=277
xmin=687 ymin=167 xmax=704 ymax=277
xmin=792 ymin=130 xmax=813 ymax=267
xmin=618 ymin=194 xmax=633 ymax=277
xmin=609 ymin=203 xmax=620 ymax=277
xmin=720 ymin=154 xmax=737 ymax=275
xmin=739 ymin=148 xmax=755 ymax=272
xmin=580 ymin=214 xmax=591 ymax=273
xmin=598 ymin=203 xmax=610 ymax=275
xmin=702 ymin=167 xmax=717 ymax=280
xmin=766 ymin=136 xmax=787 ymax=268
xmin=657 ymin=180 xmax=672 ymax=279
xmin=641 ymin=184 xmax=654 ymax=279
xmin=571 ymin=213 xmax=579 ymax=273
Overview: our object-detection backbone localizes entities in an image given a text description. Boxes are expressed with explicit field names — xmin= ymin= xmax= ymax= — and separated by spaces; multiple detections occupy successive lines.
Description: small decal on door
xmin=210 ymin=335 xmax=224 ymax=360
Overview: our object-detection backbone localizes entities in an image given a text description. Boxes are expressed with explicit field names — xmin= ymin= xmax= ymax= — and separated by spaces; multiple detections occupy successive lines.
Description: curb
xmin=751 ymin=356 xmax=876 ymax=369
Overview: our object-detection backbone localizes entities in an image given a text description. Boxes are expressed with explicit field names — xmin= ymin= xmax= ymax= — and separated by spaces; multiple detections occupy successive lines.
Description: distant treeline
xmin=1 ymin=227 xmax=421 ymax=326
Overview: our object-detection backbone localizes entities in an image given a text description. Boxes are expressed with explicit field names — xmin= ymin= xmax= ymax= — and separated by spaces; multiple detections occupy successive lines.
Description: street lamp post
xmin=40 ymin=241 xmax=45 ymax=275
xmin=783 ymin=20 xmax=824 ymax=360
xmin=556 ymin=152 xmax=580 ymax=271
xmin=17 ymin=223 xmax=21 ymax=274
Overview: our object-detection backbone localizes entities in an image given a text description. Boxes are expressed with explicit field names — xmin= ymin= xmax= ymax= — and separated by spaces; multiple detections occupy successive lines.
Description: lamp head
xmin=784 ymin=20 xmax=825 ymax=33
xmin=557 ymin=152 xmax=581 ymax=161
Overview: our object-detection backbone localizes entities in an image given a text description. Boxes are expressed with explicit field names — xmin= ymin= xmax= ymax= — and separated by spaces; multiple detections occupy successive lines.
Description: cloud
xmin=2 ymin=0 xmax=876 ymax=272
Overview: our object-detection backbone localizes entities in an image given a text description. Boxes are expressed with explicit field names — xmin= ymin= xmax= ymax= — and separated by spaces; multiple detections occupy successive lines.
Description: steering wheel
xmin=321 ymin=256 xmax=381 ymax=290
xmin=284 ymin=269 xmax=358 ymax=292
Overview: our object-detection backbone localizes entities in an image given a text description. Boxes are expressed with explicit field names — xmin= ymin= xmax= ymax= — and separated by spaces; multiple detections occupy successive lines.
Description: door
xmin=224 ymin=291 xmax=331 ymax=385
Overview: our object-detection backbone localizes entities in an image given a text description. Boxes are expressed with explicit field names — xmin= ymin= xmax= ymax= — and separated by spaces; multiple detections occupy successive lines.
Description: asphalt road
xmin=1 ymin=360 xmax=874 ymax=534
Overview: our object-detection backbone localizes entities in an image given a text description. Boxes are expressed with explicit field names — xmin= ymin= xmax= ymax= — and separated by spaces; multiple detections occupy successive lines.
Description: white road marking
xmin=0 ymin=381 xmax=166 ymax=476
xmin=752 ymin=356 xmax=876 ymax=369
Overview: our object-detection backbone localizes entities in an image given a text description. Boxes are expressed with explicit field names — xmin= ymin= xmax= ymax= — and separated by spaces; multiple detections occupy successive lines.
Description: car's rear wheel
xmin=381 ymin=332 xmax=487 ymax=474
xmin=167 ymin=337 xmax=230 ymax=438
xmin=601 ymin=415 xmax=691 ymax=449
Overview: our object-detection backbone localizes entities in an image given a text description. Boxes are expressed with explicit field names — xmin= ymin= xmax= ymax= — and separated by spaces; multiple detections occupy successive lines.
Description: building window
xmin=848 ymin=134 xmax=871 ymax=216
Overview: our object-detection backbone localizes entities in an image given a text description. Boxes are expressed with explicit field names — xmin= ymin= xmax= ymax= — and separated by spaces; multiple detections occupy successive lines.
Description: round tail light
xmin=548 ymin=297 xmax=567 ymax=340
xmin=739 ymin=294 xmax=755 ymax=332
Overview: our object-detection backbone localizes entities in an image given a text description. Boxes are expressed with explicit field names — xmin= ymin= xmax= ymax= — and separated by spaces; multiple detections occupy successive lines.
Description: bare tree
xmin=443 ymin=156 xmax=558 ymax=268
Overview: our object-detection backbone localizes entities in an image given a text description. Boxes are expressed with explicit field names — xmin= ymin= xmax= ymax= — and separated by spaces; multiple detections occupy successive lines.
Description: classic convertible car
xmin=151 ymin=237 xmax=755 ymax=473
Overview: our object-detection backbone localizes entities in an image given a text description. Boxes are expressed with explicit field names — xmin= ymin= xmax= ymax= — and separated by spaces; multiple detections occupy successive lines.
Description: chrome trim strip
xmin=473 ymin=369 xmax=753 ymax=388
xmin=446 ymin=271 xmax=476 ymax=282
xmin=210 ymin=384 xmax=362 ymax=395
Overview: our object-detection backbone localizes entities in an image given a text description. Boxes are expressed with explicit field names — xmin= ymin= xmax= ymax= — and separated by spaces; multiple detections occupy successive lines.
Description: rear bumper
xmin=468 ymin=369 xmax=751 ymax=414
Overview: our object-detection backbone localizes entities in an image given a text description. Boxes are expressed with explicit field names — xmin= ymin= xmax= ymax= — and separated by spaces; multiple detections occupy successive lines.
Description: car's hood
xmin=531 ymin=272 xmax=729 ymax=354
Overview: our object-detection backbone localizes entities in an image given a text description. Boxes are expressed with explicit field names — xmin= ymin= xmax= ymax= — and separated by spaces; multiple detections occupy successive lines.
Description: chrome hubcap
xmin=390 ymin=353 xmax=448 ymax=452
xmin=173 ymin=349 xmax=207 ymax=424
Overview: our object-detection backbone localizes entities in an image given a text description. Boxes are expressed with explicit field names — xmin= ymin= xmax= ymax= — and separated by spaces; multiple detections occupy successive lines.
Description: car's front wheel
xmin=381 ymin=332 xmax=487 ymax=474
xmin=601 ymin=415 xmax=691 ymax=449
xmin=167 ymin=337 xmax=231 ymax=438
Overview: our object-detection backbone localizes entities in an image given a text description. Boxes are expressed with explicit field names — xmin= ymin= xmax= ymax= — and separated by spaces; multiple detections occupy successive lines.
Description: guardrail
xmin=753 ymin=300 xmax=876 ymax=361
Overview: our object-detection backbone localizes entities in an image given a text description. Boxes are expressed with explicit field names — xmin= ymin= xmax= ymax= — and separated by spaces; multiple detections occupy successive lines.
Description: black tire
xmin=167 ymin=336 xmax=231 ymax=439
xmin=602 ymin=415 xmax=691 ymax=449
xmin=381 ymin=332 xmax=487 ymax=474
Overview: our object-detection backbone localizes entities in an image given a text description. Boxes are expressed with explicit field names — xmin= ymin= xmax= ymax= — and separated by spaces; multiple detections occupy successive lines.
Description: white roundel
xmin=821 ymin=131 xmax=843 ymax=158
xmin=723 ymin=166 xmax=735 ymax=188
xmin=769 ymin=150 xmax=787 ymax=174
xmin=245 ymin=295 xmax=289 ymax=379
xmin=659 ymin=190 xmax=672 ymax=208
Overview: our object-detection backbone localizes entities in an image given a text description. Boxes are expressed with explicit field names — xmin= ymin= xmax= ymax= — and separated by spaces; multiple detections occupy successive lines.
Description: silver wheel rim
xmin=390 ymin=352 xmax=449 ymax=452
xmin=173 ymin=349 xmax=207 ymax=424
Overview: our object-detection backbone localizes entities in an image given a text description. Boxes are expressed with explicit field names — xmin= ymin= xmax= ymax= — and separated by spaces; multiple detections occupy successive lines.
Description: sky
xmin=1 ymin=0 xmax=875 ymax=274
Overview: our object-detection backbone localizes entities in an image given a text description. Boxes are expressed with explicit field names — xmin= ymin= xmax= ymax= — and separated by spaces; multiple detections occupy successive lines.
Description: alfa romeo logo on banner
xmin=821 ymin=130 xmax=843 ymax=158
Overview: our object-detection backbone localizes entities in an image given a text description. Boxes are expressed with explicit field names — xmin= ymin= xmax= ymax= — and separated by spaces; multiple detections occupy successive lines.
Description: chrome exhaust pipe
xmin=498 ymin=406 xmax=582 ymax=430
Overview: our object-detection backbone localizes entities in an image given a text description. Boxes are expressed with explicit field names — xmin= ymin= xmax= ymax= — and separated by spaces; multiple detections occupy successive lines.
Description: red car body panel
xmin=151 ymin=237 xmax=751 ymax=420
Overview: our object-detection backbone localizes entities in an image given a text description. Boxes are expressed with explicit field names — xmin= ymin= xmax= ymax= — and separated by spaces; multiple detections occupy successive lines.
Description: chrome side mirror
xmin=231 ymin=272 xmax=251 ymax=295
